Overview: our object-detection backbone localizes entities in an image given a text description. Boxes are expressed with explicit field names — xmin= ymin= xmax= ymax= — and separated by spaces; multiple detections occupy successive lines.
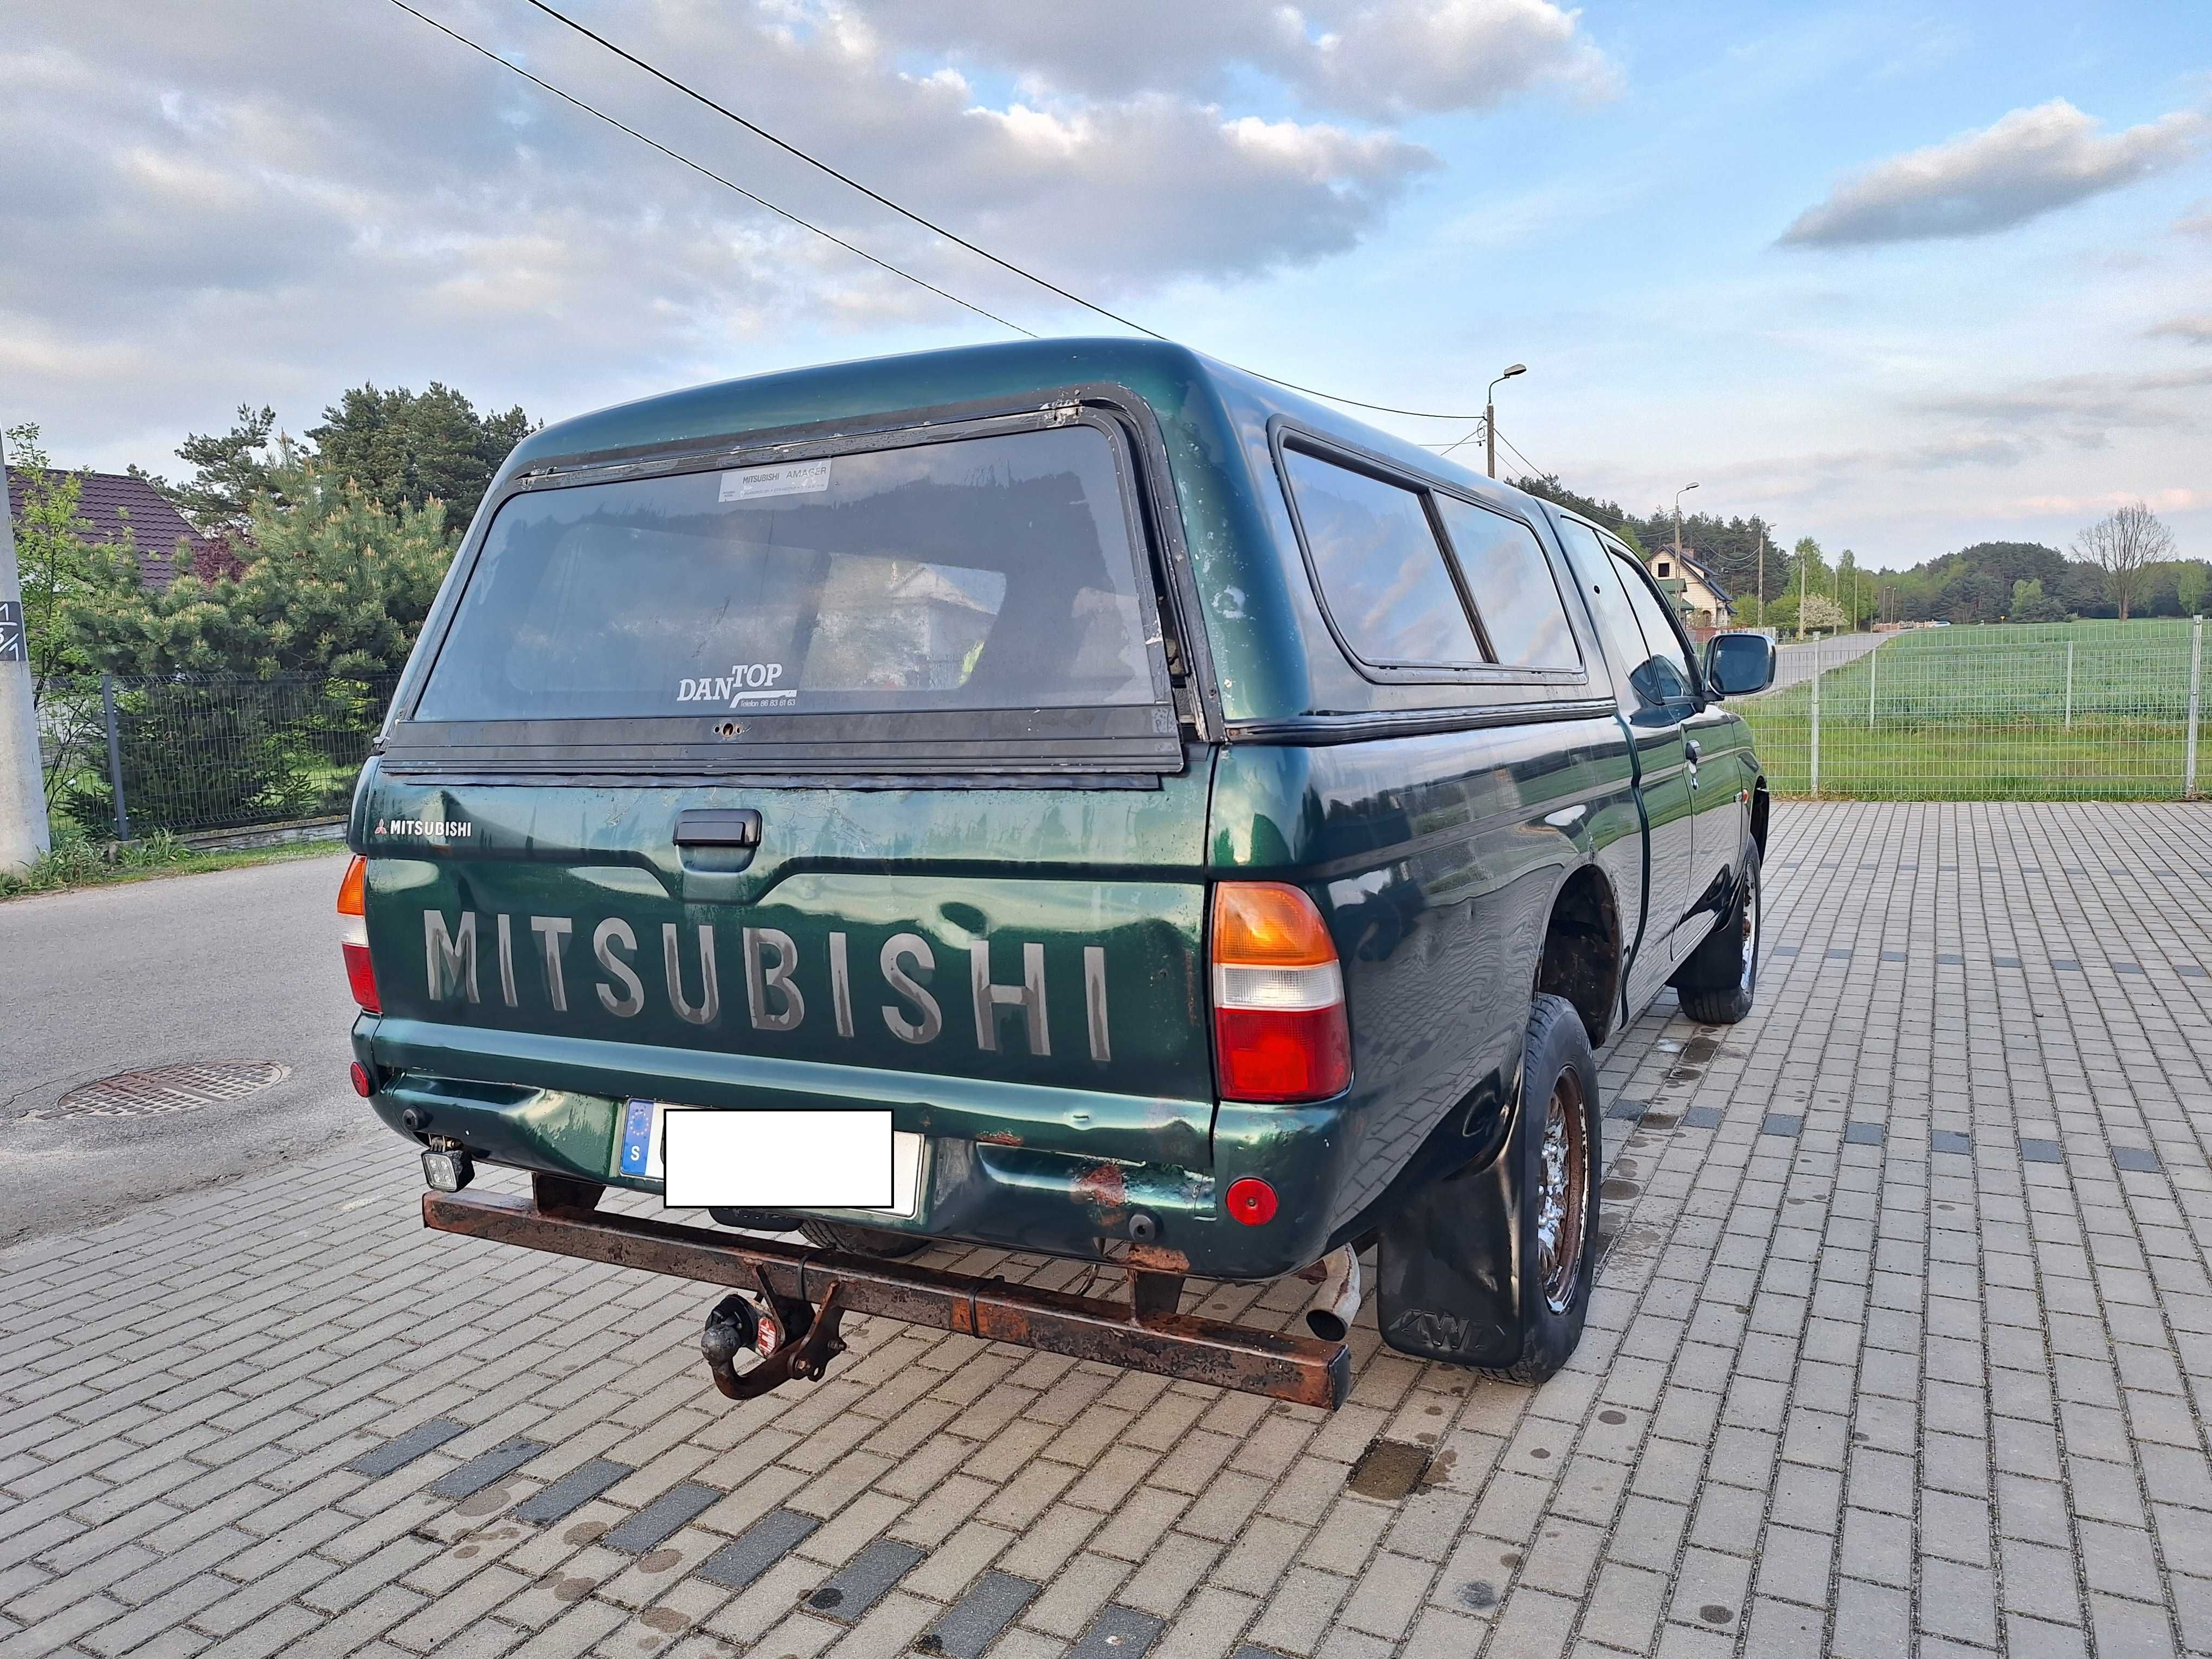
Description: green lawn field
xmin=1739 ymin=621 xmax=2205 ymax=800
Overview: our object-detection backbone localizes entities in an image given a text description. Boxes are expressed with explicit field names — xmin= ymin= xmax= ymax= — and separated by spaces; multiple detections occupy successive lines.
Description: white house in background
xmin=1647 ymin=549 xmax=1735 ymax=632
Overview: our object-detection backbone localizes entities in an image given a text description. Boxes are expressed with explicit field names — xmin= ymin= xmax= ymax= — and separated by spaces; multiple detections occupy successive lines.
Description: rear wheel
xmin=1483 ymin=993 xmax=1602 ymax=1384
xmin=798 ymin=1221 xmax=929 ymax=1259
xmin=1674 ymin=843 xmax=1761 ymax=1025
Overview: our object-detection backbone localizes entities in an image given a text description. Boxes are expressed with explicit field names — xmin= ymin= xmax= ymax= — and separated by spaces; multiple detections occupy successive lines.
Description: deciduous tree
xmin=2073 ymin=503 xmax=2174 ymax=623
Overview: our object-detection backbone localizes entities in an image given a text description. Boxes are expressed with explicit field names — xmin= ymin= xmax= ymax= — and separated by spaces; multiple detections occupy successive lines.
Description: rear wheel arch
xmin=1535 ymin=862 xmax=1621 ymax=1050
xmin=1750 ymin=777 xmax=1771 ymax=856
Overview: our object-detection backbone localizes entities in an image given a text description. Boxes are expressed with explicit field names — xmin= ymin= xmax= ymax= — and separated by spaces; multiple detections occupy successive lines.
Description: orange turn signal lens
xmin=338 ymin=854 xmax=367 ymax=917
xmin=1213 ymin=882 xmax=1338 ymax=967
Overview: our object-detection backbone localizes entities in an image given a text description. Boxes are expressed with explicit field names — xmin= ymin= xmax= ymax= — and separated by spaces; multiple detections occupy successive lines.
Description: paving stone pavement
xmin=6 ymin=801 xmax=2212 ymax=1659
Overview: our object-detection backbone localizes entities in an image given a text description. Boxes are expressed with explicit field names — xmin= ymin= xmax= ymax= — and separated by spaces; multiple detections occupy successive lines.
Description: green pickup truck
xmin=341 ymin=338 xmax=1774 ymax=1408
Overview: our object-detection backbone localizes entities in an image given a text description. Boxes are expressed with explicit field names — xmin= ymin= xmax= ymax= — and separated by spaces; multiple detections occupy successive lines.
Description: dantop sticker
xmin=719 ymin=458 xmax=831 ymax=501
xmin=678 ymin=664 xmax=796 ymax=706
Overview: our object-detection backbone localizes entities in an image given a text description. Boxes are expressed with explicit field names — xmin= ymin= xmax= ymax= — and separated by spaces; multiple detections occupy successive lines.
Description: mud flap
xmin=1373 ymin=1103 xmax=1526 ymax=1366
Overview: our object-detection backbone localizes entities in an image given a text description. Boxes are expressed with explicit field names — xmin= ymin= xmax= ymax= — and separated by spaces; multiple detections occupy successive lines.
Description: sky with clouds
xmin=3 ymin=0 xmax=2207 ymax=569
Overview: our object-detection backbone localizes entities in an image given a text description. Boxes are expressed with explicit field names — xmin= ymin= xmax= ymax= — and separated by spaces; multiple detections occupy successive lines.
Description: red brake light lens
xmin=1211 ymin=883 xmax=1351 ymax=1104
xmin=338 ymin=855 xmax=380 ymax=1014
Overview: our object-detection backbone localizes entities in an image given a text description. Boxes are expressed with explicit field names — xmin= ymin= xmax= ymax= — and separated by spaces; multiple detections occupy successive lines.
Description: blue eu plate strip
xmin=620 ymin=1099 xmax=655 ymax=1176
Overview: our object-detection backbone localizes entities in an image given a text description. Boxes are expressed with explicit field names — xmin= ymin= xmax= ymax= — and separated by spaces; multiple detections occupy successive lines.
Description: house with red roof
xmin=5 ymin=468 xmax=233 ymax=590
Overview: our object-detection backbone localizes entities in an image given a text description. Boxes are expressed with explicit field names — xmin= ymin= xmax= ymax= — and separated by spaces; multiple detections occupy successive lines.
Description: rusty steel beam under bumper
xmin=422 ymin=1189 xmax=1350 ymax=1409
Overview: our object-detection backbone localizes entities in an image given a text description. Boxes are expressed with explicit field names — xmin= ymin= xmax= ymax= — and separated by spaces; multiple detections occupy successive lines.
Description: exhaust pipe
xmin=1301 ymin=1245 xmax=1362 ymax=1343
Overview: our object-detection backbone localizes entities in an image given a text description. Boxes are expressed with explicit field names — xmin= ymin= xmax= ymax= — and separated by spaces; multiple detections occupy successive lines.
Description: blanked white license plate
xmin=613 ymin=1100 xmax=921 ymax=1216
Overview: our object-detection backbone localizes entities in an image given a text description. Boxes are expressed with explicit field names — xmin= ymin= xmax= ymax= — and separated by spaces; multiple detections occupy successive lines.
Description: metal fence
xmin=1738 ymin=619 xmax=2206 ymax=800
xmin=36 ymin=672 xmax=398 ymax=838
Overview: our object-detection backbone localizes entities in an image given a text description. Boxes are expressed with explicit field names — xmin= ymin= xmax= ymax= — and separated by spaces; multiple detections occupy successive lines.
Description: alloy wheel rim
xmin=1535 ymin=1069 xmax=1588 ymax=1314
xmin=1740 ymin=865 xmax=1760 ymax=994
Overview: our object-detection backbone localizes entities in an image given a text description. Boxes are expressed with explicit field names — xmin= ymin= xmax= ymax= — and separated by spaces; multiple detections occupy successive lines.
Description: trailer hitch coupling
xmin=700 ymin=1269 xmax=848 ymax=1401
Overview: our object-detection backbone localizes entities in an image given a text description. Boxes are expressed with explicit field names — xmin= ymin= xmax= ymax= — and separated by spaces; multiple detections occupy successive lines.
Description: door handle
xmin=1684 ymin=740 xmax=1702 ymax=764
xmin=675 ymin=808 xmax=762 ymax=848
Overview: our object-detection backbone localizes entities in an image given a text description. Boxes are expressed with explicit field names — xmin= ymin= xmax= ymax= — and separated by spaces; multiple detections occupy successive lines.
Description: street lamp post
xmin=1486 ymin=364 xmax=1526 ymax=480
xmin=1673 ymin=483 xmax=1699 ymax=557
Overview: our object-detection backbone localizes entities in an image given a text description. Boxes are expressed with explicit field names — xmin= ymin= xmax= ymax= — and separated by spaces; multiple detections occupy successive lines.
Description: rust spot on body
xmin=1076 ymin=1161 xmax=1129 ymax=1224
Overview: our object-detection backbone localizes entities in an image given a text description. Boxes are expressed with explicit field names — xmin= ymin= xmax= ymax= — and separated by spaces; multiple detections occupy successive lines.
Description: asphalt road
xmin=0 ymin=851 xmax=375 ymax=1244
xmin=1767 ymin=629 xmax=1886 ymax=688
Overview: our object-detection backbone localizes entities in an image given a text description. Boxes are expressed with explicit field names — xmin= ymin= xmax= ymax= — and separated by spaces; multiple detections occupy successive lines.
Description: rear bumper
xmin=353 ymin=1015 xmax=1360 ymax=1279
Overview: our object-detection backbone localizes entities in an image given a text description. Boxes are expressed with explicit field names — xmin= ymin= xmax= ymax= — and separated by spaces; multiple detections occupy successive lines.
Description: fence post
xmin=1809 ymin=640 xmax=1822 ymax=797
xmin=2188 ymin=617 xmax=2203 ymax=801
xmin=101 ymin=672 xmax=130 ymax=841
xmin=1868 ymin=640 xmax=1877 ymax=728
xmin=2065 ymin=641 xmax=2074 ymax=729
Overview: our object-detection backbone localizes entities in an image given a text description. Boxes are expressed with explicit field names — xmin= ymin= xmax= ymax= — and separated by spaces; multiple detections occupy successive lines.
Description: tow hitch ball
xmin=699 ymin=1269 xmax=848 ymax=1402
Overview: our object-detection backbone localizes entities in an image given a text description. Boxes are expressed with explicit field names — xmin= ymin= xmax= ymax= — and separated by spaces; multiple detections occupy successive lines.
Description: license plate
xmin=615 ymin=1100 xmax=921 ymax=1216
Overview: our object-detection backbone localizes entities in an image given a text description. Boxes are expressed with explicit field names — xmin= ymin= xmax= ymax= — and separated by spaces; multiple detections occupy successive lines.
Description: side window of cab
xmin=1556 ymin=519 xmax=1694 ymax=715
xmin=1275 ymin=434 xmax=1584 ymax=684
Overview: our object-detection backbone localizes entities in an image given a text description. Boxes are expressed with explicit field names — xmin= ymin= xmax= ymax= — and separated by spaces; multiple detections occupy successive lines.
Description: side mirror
xmin=1705 ymin=632 xmax=1777 ymax=698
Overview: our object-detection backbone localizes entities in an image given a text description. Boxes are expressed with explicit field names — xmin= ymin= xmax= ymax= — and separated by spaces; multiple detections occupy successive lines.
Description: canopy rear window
xmin=415 ymin=424 xmax=1167 ymax=725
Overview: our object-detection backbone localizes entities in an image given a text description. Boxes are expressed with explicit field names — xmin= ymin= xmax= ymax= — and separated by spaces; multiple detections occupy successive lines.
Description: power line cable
xmin=509 ymin=0 xmax=1497 ymax=421
xmin=1495 ymin=430 xmax=1548 ymax=480
xmin=385 ymin=0 xmax=1034 ymax=338
xmin=1427 ymin=420 xmax=1485 ymax=458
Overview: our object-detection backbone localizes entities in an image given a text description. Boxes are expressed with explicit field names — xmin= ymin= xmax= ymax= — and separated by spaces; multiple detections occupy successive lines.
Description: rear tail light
xmin=338 ymin=854 xmax=381 ymax=1014
xmin=1211 ymin=882 xmax=1351 ymax=1104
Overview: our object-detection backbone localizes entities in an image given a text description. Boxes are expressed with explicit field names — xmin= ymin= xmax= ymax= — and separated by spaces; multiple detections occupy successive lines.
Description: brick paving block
xmin=1879 ymin=950 xmax=1905 ymax=962
xmin=1681 ymin=1107 xmax=1723 ymax=1130
xmin=345 ymin=1418 xmax=467 ymax=1476
xmin=1761 ymin=1115 xmax=1802 ymax=1138
xmin=2020 ymin=1139 xmax=2064 ymax=1165
xmin=600 ymin=1482 xmax=721 ymax=1553
xmin=2053 ymin=958 xmax=2081 ymax=971
xmin=426 ymin=1438 xmax=549 ymax=1501
xmin=1605 ymin=1098 xmax=1648 ymax=1122
xmin=1996 ymin=955 xmax=2022 ymax=968
xmin=1931 ymin=1130 xmax=1973 ymax=1156
xmin=799 ymin=1536 xmax=922 ymax=1623
xmin=1067 ymin=1603 xmax=1164 ymax=1659
xmin=1843 ymin=1122 xmax=1885 ymax=1147
xmin=1938 ymin=953 xmax=1964 ymax=964
xmin=512 ymin=1459 xmax=633 ymax=1525
xmin=2111 ymin=1146 xmax=2161 ymax=1173
xmin=921 ymin=1570 xmax=1039 ymax=1659
xmin=695 ymin=1508 xmax=819 ymax=1590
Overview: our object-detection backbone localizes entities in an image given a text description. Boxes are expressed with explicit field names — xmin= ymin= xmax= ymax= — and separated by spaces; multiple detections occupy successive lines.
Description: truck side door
xmin=1554 ymin=520 xmax=1699 ymax=1006
xmin=1603 ymin=536 xmax=1732 ymax=964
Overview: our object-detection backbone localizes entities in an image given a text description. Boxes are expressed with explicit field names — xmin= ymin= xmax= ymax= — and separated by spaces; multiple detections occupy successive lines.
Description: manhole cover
xmin=39 ymin=1060 xmax=292 ymax=1120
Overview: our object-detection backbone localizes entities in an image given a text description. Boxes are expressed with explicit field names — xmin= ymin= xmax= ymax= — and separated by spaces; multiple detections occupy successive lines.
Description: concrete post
xmin=0 ymin=434 xmax=53 ymax=873
xmin=2187 ymin=618 xmax=2203 ymax=800
xmin=1809 ymin=640 xmax=1822 ymax=798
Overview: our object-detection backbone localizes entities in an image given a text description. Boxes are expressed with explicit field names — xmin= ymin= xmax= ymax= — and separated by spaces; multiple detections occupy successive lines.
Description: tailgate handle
xmin=674 ymin=808 xmax=762 ymax=849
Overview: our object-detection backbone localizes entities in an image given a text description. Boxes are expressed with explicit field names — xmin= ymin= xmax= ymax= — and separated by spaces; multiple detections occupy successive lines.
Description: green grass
xmin=1741 ymin=622 xmax=2206 ymax=800
xmin=0 ymin=827 xmax=345 ymax=901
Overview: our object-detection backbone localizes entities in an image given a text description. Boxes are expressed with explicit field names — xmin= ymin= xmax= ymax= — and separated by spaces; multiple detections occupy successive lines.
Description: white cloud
xmin=826 ymin=0 xmax=1609 ymax=120
xmin=1780 ymin=99 xmax=2208 ymax=247
xmin=5 ymin=0 xmax=1576 ymax=461
xmin=2150 ymin=317 xmax=2212 ymax=345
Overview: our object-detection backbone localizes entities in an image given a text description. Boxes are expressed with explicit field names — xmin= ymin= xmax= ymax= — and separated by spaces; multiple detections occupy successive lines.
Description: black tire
xmin=1673 ymin=842 xmax=1761 ymax=1025
xmin=798 ymin=1221 xmax=929 ymax=1259
xmin=1484 ymin=992 xmax=1602 ymax=1385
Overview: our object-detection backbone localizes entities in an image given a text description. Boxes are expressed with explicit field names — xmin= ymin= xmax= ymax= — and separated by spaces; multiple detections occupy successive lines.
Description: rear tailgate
xmin=358 ymin=768 xmax=1216 ymax=1171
